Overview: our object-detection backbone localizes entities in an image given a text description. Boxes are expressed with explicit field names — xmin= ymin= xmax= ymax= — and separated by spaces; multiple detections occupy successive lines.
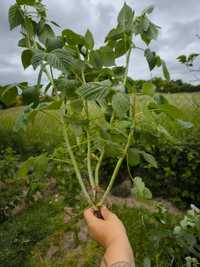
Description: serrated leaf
xmin=142 ymin=82 xmax=156 ymax=96
xmin=31 ymin=49 xmax=46 ymax=69
xmin=114 ymin=38 xmax=131 ymax=58
xmin=141 ymin=22 xmax=159 ymax=45
xmin=17 ymin=0 xmax=36 ymax=5
xmin=56 ymin=78 xmax=80 ymax=98
xmin=17 ymin=157 xmax=35 ymax=178
xmin=142 ymin=5 xmax=154 ymax=15
xmin=177 ymin=55 xmax=188 ymax=64
xmin=85 ymin=29 xmax=94 ymax=50
xmin=22 ymin=85 xmax=40 ymax=106
xmin=0 ymin=85 xmax=18 ymax=106
xmin=9 ymin=4 xmax=24 ymax=30
xmin=140 ymin=151 xmax=158 ymax=168
xmin=132 ymin=177 xmax=152 ymax=200
xmin=162 ymin=60 xmax=170 ymax=80
xmin=70 ymin=99 xmax=83 ymax=113
xmin=47 ymin=48 xmax=74 ymax=72
xmin=77 ymin=80 xmax=111 ymax=105
xmin=21 ymin=49 xmax=33 ymax=69
xmin=46 ymin=37 xmax=63 ymax=52
xmin=105 ymin=26 xmax=124 ymax=42
xmin=112 ymin=92 xmax=130 ymax=118
xmin=62 ymin=29 xmax=85 ymax=45
xmin=144 ymin=49 xmax=157 ymax=71
xmin=38 ymin=24 xmax=55 ymax=45
xmin=38 ymin=100 xmax=63 ymax=110
xmin=117 ymin=3 xmax=134 ymax=31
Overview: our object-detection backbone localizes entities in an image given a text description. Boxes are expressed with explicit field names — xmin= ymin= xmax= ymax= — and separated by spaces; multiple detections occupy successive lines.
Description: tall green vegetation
xmin=8 ymin=0 xmax=190 ymax=210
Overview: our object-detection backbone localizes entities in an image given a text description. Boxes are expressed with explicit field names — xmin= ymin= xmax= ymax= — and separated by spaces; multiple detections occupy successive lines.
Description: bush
xmin=134 ymin=144 xmax=200 ymax=209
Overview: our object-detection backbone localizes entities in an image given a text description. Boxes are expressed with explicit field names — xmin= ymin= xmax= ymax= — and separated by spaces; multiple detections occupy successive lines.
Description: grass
xmin=0 ymin=195 xmax=184 ymax=267
xmin=0 ymin=199 xmax=66 ymax=267
xmin=27 ymin=203 xmax=183 ymax=267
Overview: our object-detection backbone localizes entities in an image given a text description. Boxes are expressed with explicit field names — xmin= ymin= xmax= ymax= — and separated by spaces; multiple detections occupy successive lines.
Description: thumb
xmin=84 ymin=208 xmax=99 ymax=225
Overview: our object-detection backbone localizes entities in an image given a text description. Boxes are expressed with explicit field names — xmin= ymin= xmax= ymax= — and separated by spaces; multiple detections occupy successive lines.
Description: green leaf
xmin=141 ymin=23 xmax=159 ymax=45
xmin=56 ymin=78 xmax=80 ymax=98
xmin=17 ymin=157 xmax=35 ymax=178
xmin=162 ymin=60 xmax=170 ymax=80
xmin=70 ymin=99 xmax=83 ymax=113
xmin=77 ymin=80 xmax=111 ymax=105
xmin=114 ymin=38 xmax=131 ymax=58
xmin=33 ymin=154 xmax=49 ymax=177
xmin=99 ymin=46 xmax=116 ymax=67
xmin=117 ymin=3 xmax=134 ymax=31
xmin=0 ymin=85 xmax=18 ymax=106
xmin=21 ymin=49 xmax=33 ymax=69
xmin=89 ymin=50 xmax=103 ymax=68
xmin=18 ymin=37 xmax=29 ymax=48
xmin=144 ymin=49 xmax=157 ymax=71
xmin=133 ymin=15 xmax=150 ymax=35
xmin=89 ymin=46 xmax=116 ymax=68
xmin=62 ymin=29 xmax=85 ymax=45
xmin=128 ymin=148 xmax=141 ymax=166
xmin=140 ymin=151 xmax=158 ymax=168
xmin=38 ymin=24 xmax=55 ymax=45
xmin=112 ymin=92 xmax=130 ymax=118
xmin=22 ymin=85 xmax=40 ymax=106
xmin=17 ymin=154 xmax=48 ymax=178
xmin=132 ymin=177 xmax=152 ymax=200
xmin=142 ymin=5 xmax=154 ymax=15
xmin=38 ymin=100 xmax=63 ymax=110
xmin=47 ymin=48 xmax=74 ymax=72
xmin=46 ymin=37 xmax=63 ymax=52
xmin=105 ymin=26 xmax=124 ymax=42
xmin=9 ymin=4 xmax=24 ymax=30
xmin=31 ymin=49 xmax=46 ymax=69
xmin=142 ymin=82 xmax=156 ymax=96
xmin=177 ymin=55 xmax=187 ymax=64
xmin=17 ymin=0 xmax=36 ymax=5
xmin=85 ymin=29 xmax=94 ymax=50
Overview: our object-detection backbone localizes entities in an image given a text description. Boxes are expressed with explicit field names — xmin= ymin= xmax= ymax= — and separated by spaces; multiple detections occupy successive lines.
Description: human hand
xmin=84 ymin=206 xmax=127 ymax=248
xmin=84 ymin=206 xmax=134 ymax=267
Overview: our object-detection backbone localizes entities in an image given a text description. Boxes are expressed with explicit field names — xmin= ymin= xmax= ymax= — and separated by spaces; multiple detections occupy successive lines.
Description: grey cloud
xmin=0 ymin=0 xmax=200 ymax=84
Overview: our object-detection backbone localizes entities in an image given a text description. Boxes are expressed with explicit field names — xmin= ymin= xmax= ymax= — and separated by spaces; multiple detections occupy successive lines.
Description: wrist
xmin=104 ymin=235 xmax=134 ymax=266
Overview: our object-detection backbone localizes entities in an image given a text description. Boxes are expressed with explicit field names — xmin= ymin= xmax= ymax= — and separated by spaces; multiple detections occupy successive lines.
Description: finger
xmin=84 ymin=208 xmax=99 ymax=225
xmin=100 ymin=206 xmax=114 ymax=220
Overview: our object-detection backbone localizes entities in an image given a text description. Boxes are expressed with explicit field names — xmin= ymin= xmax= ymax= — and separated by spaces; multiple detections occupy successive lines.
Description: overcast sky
xmin=1 ymin=0 xmax=200 ymax=85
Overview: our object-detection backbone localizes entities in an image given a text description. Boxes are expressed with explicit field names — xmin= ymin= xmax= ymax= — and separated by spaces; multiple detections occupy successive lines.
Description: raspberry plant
xmin=9 ymin=0 xmax=189 ymax=210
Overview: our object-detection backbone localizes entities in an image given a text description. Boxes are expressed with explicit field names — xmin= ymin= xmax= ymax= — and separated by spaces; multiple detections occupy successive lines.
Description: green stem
xmin=123 ymin=46 xmax=132 ymax=88
xmin=98 ymin=45 xmax=134 ymax=206
xmin=98 ymin=128 xmax=134 ymax=206
xmin=61 ymin=114 xmax=94 ymax=208
xmin=95 ymin=149 xmax=104 ymax=186
xmin=82 ymin=70 xmax=96 ymax=199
